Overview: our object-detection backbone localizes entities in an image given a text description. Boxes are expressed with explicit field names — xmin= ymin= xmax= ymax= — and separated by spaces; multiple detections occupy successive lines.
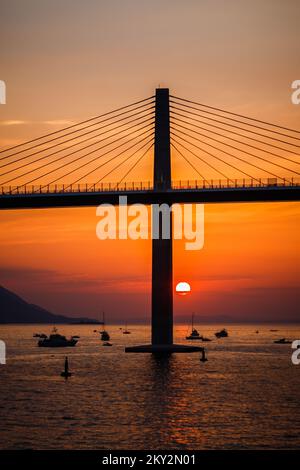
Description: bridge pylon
xmin=126 ymin=88 xmax=203 ymax=353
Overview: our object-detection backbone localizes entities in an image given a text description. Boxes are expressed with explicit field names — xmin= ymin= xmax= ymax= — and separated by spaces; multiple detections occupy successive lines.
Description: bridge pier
xmin=126 ymin=88 xmax=202 ymax=354
xmin=152 ymin=88 xmax=173 ymax=346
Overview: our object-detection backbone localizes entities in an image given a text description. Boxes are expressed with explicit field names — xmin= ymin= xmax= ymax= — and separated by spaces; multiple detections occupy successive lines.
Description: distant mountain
xmin=0 ymin=285 xmax=99 ymax=324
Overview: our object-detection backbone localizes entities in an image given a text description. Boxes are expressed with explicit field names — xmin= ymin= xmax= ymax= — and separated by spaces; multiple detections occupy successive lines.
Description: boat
xmin=100 ymin=331 xmax=110 ymax=341
xmin=215 ymin=328 xmax=228 ymax=338
xmin=201 ymin=337 xmax=212 ymax=342
xmin=103 ymin=342 xmax=112 ymax=347
xmin=38 ymin=327 xmax=78 ymax=347
xmin=270 ymin=329 xmax=278 ymax=332
xmin=33 ymin=333 xmax=47 ymax=338
xmin=123 ymin=323 xmax=131 ymax=334
xmin=99 ymin=312 xmax=110 ymax=341
xmin=186 ymin=314 xmax=203 ymax=340
xmin=274 ymin=338 xmax=292 ymax=344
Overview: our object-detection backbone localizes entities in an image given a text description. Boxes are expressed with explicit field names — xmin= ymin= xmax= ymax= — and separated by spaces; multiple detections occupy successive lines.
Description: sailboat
xmin=186 ymin=314 xmax=203 ymax=340
xmin=99 ymin=312 xmax=110 ymax=341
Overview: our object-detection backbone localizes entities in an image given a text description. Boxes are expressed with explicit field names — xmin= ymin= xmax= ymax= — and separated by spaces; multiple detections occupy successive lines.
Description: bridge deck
xmin=0 ymin=179 xmax=299 ymax=209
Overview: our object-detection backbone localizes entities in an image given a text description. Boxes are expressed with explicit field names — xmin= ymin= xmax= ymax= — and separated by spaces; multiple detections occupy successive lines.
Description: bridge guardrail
xmin=1 ymin=177 xmax=299 ymax=196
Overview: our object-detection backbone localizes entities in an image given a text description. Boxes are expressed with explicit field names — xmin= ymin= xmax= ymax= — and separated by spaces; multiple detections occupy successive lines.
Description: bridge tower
xmin=152 ymin=88 xmax=173 ymax=345
xmin=126 ymin=88 xmax=203 ymax=353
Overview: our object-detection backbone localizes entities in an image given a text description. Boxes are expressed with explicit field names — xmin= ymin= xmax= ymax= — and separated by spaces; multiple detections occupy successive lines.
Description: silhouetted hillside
xmin=0 ymin=285 xmax=99 ymax=324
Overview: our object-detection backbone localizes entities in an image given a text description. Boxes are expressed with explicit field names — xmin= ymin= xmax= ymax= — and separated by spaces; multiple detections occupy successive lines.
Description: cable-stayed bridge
xmin=0 ymin=88 xmax=299 ymax=352
xmin=0 ymin=90 xmax=299 ymax=208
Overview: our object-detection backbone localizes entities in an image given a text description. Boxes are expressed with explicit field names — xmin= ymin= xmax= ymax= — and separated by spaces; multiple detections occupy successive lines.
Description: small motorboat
xmin=186 ymin=314 xmax=203 ymax=340
xmin=274 ymin=338 xmax=292 ymax=344
xmin=61 ymin=357 xmax=72 ymax=378
xmin=103 ymin=342 xmax=112 ymax=347
xmin=270 ymin=329 xmax=278 ymax=332
xmin=201 ymin=337 xmax=212 ymax=342
xmin=38 ymin=327 xmax=78 ymax=348
xmin=123 ymin=323 xmax=131 ymax=334
xmin=215 ymin=328 xmax=228 ymax=338
xmin=33 ymin=333 xmax=47 ymax=338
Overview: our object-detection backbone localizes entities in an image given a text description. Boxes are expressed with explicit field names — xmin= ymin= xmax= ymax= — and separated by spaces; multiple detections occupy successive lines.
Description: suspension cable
xmin=171 ymin=135 xmax=235 ymax=182
xmin=171 ymin=124 xmax=296 ymax=181
xmin=64 ymin=133 xmax=154 ymax=190
xmin=171 ymin=121 xmax=300 ymax=176
xmin=170 ymin=100 xmax=300 ymax=149
xmin=170 ymin=111 xmax=300 ymax=164
xmin=115 ymin=142 xmax=154 ymax=188
xmin=0 ymin=96 xmax=155 ymax=155
xmin=0 ymin=114 xmax=154 ymax=179
xmin=91 ymin=138 xmax=154 ymax=189
xmin=170 ymin=142 xmax=209 ymax=183
xmin=0 ymin=106 xmax=155 ymax=169
xmin=12 ymin=127 xmax=154 ymax=189
xmin=171 ymin=131 xmax=271 ymax=183
xmin=171 ymin=95 xmax=300 ymax=138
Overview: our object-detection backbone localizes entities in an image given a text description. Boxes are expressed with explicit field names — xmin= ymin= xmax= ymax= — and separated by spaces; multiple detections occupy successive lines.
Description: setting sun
xmin=175 ymin=281 xmax=191 ymax=296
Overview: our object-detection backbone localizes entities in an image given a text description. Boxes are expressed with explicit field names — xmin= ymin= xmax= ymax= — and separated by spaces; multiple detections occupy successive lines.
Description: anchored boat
xmin=215 ymin=328 xmax=228 ymax=338
xmin=274 ymin=338 xmax=292 ymax=344
xmin=123 ymin=323 xmax=131 ymax=334
xmin=38 ymin=327 xmax=78 ymax=347
xmin=99 ymin=312 xmax=110 ymax=341
xmin=186 ymin=314 xmax=203 ymax=340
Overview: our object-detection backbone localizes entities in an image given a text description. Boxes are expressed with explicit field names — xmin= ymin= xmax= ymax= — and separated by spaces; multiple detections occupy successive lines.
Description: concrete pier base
xmin=125 ymin=344 xmax=204 ymax=353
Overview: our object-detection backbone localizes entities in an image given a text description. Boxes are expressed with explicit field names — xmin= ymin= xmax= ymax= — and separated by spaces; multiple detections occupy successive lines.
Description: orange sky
xmin=0 ymin=0 xmax=299 ymax=321
xmin=0 ymin=201 xmax=299 ymax=321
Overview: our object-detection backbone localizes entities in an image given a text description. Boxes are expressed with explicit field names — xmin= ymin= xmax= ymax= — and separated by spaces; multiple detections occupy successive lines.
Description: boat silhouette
xmin=215 ymin=328 xmax=228 ymax=338
xmin=274 ymin=338 xmax=292 ymax=344
xmin=38 ymin=327 xmax=78 ymax=347
xmin=123 ymin=323 xmax=131 ymax=334
xmin=99 ymin=312 xmax=110 ymax=341
xmin=186 ymin=314 xmax=203 ymax=340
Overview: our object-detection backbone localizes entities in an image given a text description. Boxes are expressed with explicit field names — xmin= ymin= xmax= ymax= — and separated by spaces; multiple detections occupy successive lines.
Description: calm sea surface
xmin=0 ymin=323 xmax=300 ymax=450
